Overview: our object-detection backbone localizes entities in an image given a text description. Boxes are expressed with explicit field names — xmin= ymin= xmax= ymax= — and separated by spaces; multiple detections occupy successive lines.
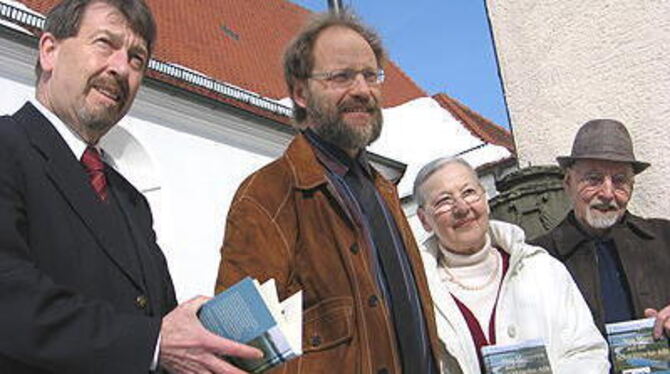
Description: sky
xmin=289 ymin=0 xmax=510 ymax=130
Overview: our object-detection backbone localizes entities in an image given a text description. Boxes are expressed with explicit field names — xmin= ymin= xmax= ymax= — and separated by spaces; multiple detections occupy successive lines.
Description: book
xmin=606 ymin=317 xmax=670 ymax=374
xmin=481 ymin=339 xmax=553 ymax=374
xmin=198 ymin=277 xmax=303 ymax=373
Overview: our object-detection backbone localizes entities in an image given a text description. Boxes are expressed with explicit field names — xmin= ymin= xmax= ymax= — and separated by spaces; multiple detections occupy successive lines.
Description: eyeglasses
xmin=578 ymin=172 xmax=633 ymax=191
xmin=309 ymin=68 xmax=385 ymax=88
xmin=428 ymin=187 xmax=484 ymax=213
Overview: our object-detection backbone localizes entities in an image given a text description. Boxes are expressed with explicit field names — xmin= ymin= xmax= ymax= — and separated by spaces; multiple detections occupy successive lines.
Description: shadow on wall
xmin=100 ymin=122 xmax=161 ymax=194
xmin=99 ymin=122 xmax=164 ymax=237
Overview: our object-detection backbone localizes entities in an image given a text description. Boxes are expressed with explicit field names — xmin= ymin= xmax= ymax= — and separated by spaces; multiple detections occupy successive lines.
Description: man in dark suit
xmin=0 ymin=0 xmax=260 ymax=373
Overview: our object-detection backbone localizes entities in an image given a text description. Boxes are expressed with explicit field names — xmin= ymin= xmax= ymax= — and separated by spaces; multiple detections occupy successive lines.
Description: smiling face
xmin=417 ymin=162 xmax=489 ymax=254
xmin=293 ymin=25 xmax=383 ymax=156
xmin=564 ymin=159 xmax=634 ymax=234
xmin=37 ymin=1 xmax=149 ymax=144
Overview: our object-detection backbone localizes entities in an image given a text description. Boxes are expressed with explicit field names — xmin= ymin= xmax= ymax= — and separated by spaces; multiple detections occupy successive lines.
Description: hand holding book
xmin=159 ymin=295 xmax=263 ymax=374
xmin=606 ymin=317 xmax=670 ymax=374
xmin=645 ymin=305 xmax=670 ymax=339
xmin=198 ymin=277 xmax=303 ymax=374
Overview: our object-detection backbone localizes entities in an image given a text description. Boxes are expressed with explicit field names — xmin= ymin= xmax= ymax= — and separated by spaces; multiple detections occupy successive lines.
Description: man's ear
xmin=562 ymin=169 xmax=572 ymax=191
xmin=417 ymin=207 xmax=433 ymax=233
xmin=38 ymin=32 xmax=59 ymax=76
xmin=292 ymin=80 xmax=309 ymax=110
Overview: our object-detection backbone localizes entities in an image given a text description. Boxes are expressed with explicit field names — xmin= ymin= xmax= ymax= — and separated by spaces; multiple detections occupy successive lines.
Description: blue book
xmin=199 ymin=277 xmax=302 ymax=373
xmin=606 ymin=318 xmax=670 ymax=374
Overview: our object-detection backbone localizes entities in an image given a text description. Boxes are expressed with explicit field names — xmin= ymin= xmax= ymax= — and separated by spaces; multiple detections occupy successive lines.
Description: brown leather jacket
xmin=216 ymin=134 xmax=460 ymax=373
xmin=531 ymin=211 xmax=670 ymax=331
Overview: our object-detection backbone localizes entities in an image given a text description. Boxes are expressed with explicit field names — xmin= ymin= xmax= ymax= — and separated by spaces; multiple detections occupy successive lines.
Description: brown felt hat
xmin=556 ymin=119 xmax=650 ymax=174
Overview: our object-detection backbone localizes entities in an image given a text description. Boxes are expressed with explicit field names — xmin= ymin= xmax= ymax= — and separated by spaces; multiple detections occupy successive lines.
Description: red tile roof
xmin=17 ymin=0 xmax=426 ymax=123
xmin=433 ymin=92 xmax=516 ymax=154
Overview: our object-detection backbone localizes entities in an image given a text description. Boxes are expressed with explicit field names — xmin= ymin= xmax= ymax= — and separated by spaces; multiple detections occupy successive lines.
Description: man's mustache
xmin=88 ymin=74 xmax=129 ymax=105
xmin=590 ymin=200 xmax=619 ymax=211
xmin=338 ymin=97 xmax=378 ymax=113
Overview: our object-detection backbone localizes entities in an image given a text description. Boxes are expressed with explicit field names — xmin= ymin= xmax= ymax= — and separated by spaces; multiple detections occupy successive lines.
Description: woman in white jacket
xmin=413 ymin=157 xmax=609 ymax=374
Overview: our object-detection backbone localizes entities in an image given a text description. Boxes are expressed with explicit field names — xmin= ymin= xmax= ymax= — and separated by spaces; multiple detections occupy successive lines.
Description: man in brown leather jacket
xmin=215 ymin=10 xmax=461 ymax=374
xmin=532 ymin=119 xmax=670 ymax=339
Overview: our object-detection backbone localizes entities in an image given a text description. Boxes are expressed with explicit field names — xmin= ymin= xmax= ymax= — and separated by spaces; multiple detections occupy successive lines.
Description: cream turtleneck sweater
xmin=438 ymin=235 xmax=503 ymax=340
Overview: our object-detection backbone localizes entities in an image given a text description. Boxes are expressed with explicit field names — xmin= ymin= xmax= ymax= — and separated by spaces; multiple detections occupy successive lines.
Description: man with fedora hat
xmin=532 ymin=119 xmax=670 ymax=338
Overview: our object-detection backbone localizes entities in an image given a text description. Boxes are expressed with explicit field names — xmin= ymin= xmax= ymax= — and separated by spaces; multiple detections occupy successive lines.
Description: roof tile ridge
xmin=386 ymin=60 xmax=427 ymax=98
xmin=436 ymin=92 xmax=508 ymax=135
xmin=283 ymin=0 xmax=315 ymax=15
xmin=433 ymin=92 xmax=493 ymax=142
xmin=432 ymin=92 xmax=514 ymax=152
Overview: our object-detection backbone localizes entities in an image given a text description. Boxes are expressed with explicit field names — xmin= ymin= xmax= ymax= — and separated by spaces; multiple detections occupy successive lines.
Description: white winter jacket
xmin=420 ymin=220 xmax=609 ymax=374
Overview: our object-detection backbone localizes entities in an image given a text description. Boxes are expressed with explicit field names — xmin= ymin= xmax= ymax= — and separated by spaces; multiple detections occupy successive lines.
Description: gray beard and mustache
xmin=77 ymin=74 xmax=130 ymax=135
xmin=306 ymin=94 xmax=383 ymax=152
xmin=585 ymin=199 xmax=623 ymax=229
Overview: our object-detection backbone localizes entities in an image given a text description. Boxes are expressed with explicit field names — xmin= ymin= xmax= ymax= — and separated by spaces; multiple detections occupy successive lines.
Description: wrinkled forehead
xmin=312 ymin=26 xmax=378 ymax=70
xmin=82 ymin=1 xmax=150 ymax=50
xmin=571 ymin=159 xmax=634 ymax=175
xmin=83 ymin=3 xmax=136 ymax=34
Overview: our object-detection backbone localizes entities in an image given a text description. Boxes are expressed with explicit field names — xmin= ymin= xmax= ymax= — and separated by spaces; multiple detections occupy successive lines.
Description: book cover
xmin=481 ymin=339 xmax=553 ymax=374
xmin=606 ymin=317 xmax=670 ymax=374
xmin=198 ymin=277 xmax=302 ymax=373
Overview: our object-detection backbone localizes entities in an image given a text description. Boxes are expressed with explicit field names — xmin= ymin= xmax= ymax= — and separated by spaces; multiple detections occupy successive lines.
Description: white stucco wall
xmin=486 ymin=0 xmax=670 ymax=218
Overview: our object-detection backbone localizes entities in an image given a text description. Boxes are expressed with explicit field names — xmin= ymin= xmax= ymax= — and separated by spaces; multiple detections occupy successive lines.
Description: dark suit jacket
xmin=0 ymin=103 xmax=177 ymax=373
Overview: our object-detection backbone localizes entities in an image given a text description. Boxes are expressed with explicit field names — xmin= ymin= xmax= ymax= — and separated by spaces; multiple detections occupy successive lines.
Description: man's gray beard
xmin=76 ymin=106 xmax=119 ymax=138
xmin=76 ymin=75 xmax=128 ymax=139
xmin=307 ymin=98 xmax=382 ymax=152
xmin=584 ymin=205 xmax=622 ymax=229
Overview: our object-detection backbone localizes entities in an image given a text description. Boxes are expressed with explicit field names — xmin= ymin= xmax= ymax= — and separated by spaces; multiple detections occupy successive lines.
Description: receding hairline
xmin=310 ymin=25 xmax=381 ymax=68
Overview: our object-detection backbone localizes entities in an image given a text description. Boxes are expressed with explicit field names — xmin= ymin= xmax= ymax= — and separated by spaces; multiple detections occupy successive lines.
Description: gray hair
xmin=413 ymin=157 xmax=481 ymax=207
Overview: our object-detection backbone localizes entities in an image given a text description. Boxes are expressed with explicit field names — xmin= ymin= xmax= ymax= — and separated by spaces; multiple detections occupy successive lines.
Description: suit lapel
xmin=15 ymin=103 xmax=145 ymax=291
xmin=107 ymin=170 xmax=163 ymax=309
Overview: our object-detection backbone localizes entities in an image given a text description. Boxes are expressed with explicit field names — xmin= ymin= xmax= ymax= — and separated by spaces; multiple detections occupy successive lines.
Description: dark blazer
xmin=531 ymin=211 xmax=670 ymax=331
xmin=0 ymin=103 xmax=177 ymax=373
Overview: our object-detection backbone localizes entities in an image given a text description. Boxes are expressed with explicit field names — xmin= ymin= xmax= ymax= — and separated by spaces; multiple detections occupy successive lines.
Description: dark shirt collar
xmin=303 ymin=128 xmax=373 ymax=178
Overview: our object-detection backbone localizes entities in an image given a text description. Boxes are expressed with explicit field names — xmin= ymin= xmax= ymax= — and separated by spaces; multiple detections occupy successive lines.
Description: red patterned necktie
xmin=81 ymin=146 xmax=108 ymax=202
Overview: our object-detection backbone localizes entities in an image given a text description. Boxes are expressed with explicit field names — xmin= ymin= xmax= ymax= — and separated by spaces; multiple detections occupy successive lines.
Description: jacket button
xmin=368 ymin=295 xmax=379 ymax=307
xmin=135 ymin=295 xmax=148 ymax=309
xmin=350 ymin=243 xmax=359 ymax=254
xmin=507 ymin=325 xmax=516 ymax=338
xmin=310 ymin=335 xmax=321 ymax=347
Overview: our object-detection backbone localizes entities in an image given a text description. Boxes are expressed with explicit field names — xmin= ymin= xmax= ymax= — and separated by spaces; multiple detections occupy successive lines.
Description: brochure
xmin=481 ymin=338 xmax=553 ymax=374
xmin=198 ymin=277 xmax=302 ymax=373
xmin=606 ymin=317 xmax=670 ymax=374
